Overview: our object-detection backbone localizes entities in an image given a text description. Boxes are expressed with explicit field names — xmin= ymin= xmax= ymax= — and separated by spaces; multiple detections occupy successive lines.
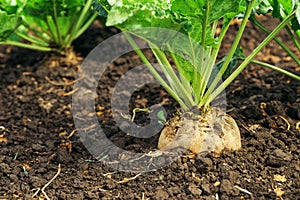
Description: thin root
xmin=59 ymin=88 xmax=79 ymax=96
xmin=103 ymin=172 xmax=142 ymax=184
xmin=120 ymin=108 xmax=152 ymax=122
xmin=272 ymin=115 xmax=291 ymax=130
xmin=234 ymin=185 xmax=253 ymax=198
xmin=296 ymin=121 xmax=300 ymax=130
xmin=76 ymin=123 xmax=97 ymax=131
xmin=116 ymin=173 xmax=141 ymax=184
xmin=67 ymin=129 xmax=77 ymax=139
xmin=277 ymin=115 xmax=290 ymax=130
xmin=32 ymin=164 xmax=61 ymax=200
xmin=45 ymin=76 xmax=76 ymax=86
xmin=31 ymin=188 xmax=40 ymax=198
xmin=131 ymin=108 xmax=151 ymax=122
xmin=259 ymin=102 xmax=268 ymax=116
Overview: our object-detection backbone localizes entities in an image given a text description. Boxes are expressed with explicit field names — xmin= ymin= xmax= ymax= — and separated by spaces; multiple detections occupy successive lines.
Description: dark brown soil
xmin=0 ymin=16 xmax=299 ymax=200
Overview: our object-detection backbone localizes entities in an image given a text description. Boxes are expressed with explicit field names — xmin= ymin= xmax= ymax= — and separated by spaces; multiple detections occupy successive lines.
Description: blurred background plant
xmin=252 ymin=0 xmax=300 ymax=66
xmin=0 ymin=0 xmax=97 ymax=54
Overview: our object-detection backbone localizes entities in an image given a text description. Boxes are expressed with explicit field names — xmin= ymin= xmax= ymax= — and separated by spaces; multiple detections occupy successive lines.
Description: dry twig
xmin=272 ymin=115 xmax=291 ymax=130
xmin=103 ymin=172 xmax=142 ymax=184
xmin=32 ymin=164 xmax=61 ymax=200
xmin=45 ymin=76 xmax=75 ymax=86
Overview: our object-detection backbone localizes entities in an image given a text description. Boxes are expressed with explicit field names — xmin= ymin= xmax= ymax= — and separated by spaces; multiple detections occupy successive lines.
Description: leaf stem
xmin=285 ymin=25 xmax=300 ymax=52
xmin=167 ymin=44 xmax=193 ymax=96
xmin=196 ymin=2 xmax=210 ymax=103
xmin=15 ymin=32 xmax=49 ymax=47
xmin=0 ymin=41 xmax=52 ymax=51
xmin=206 ymin=8 xmax=297 ymax=106
xmin=46 ymin=16 xmax=58 ymax=44
xmin=251 ymin=60 xmax=300 ymax=81
xmin=249 ymin=14 xmax=300 ymax=66
xmin=66 ymin=0 xmax=94 ymax=47
xmin=210 ymin=18 xmax=232 ymax=65
xmin=150 ymin=45 xmax=196 ymax=108
xmin=201 ymin=0 xmax=256 ymax=106
xmin=123 ymin=32 xmax=190 ymax=111
xmin=21 ymin=21 xmax=52 ymax=42
xmin=52 ymin=0 xmax=63 ymax=48
xmin=74 ymin=12 xmax=98 ymax=40
xmin=199 ymin=18 xmax=232 ymax=104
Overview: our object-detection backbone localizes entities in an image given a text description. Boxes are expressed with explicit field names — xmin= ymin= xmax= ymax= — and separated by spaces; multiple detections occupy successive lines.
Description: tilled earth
xmin=0 ymin=16 xmax=299 ymax=199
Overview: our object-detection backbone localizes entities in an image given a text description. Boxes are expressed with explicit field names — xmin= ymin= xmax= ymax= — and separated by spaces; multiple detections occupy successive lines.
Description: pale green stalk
xmin=73 ymin=12 xmax=98 ymax=40
xmin=205 ymin=8 xmax=297 ymax=106
xmin=52 ymin=0 xmax=63 ymax=48
xmin=195 ymin=1 xmax=210 ymax=102
xmin=15 ymin=32 xmax=49 ymax=47
xmin=149 ymin=46 xmax=176 ymax=91
xmin=166 ymin=43 xmax=193 ymax=98
xmin=251 ymin=60 xmax=300 ymax=81
xmin=66 ymin=0 xmax=96 ymax=47
xmin=198 ymin=18 xmax=233 ymax=104
xmin=123 ymin=32 xmax=190 ymax=111
xmin=208 ymin=20 xmax=218 ymax=55
xmin=46 ymin=16 xmax=59 ymax=45
xmin=200 ymin=0 xmax=256 ymax=107
xmin=198 ymin=19 xmax=227 ymax=101
xmin=21 ymin=21 xmax=52 ymax=42
xmin=150 ymin=45 xmax=196 ymax=108
xmin=0 ymin=40 xmax=52 ymax=51
xmin=285 ymin=25 xmax=300 ymax=52
xmin=250 ymin=15 xmax=300 ymax=66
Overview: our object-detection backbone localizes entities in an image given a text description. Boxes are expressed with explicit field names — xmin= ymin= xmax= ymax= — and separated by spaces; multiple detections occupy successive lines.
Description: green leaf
xmin=0 ymin=0 xmax=26 ymax=14
xmin=0 ymin=10 xmax=22 ymax=41
xmin=255 ymin=0 xmax=273 ymax=14
xmin=101 ymin=0 xmax=245 ymax=46
xmin=22 ymin=0 xmax=54 ymax=18
xmin=292 ymin=1 xmax=300 ymax=31
xmin=157 ymin=110 xmax=166 ymax=122
xmin=58 ymin=16 xmax=73 ymax=36
xmin=0 ymin=0 xmax=96 ymax=52
xmin=269 ymin=0 xmax=300 ymax=34
xmin=208 ymin=0 xmax=242 ymax=22
xmin=22 ymin=0 xmax=85 ymax=18
xmin=106 ymin=0 xmax=178 ymax=28
xmin=172 ymin=54 xmax=194 ymax=82
xmin=92 ymin=0 xmax=108 ymax=16
xmin=104 ymin=0 xmax=187 ymax=47
xmin=171 ymin=0 xmax=205 ymax=19
xmin=270 ymin=0 xmax=294 ymax=18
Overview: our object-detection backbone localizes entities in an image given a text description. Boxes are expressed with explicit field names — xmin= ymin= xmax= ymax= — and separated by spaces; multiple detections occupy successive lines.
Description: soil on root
xmin=0 ymin=16 xmax=299 ymax=199
xmin=157 ymin=107 xmax=241 ymax=154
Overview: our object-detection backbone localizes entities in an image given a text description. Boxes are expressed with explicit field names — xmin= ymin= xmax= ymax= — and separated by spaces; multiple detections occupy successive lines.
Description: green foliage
xmin=0 ymin=11 xmax=21 ymax=40
xmin=256 ymin=0 xmax=300 ymax=35
xmin=94 ymin=0 xmax=300 ymax=110
xmin=0 ymin=0 xmax=97 ymax=53
xmin=157 ymin=110 xmax=166 ymax=125
xmin=96 ymin=0 xmax=243 ymax=46
xmin=253 ymin=0 xmax=300 ymax=64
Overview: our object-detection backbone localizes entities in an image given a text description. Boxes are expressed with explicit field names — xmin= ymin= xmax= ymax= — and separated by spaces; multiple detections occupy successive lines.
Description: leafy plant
xmin=95 ymin=0 xmax=299 ymax=110
xmin=0 ymin=0 xmax=97 ymax=53
xmin=93 ymin=0 xmax=300 ymax=153
xmin=251 ymin=0 xmax=300 ymax=65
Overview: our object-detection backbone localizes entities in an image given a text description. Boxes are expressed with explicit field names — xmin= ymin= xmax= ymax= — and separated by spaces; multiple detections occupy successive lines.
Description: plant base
xmin=157 ymin=107 xmax=241 ymax=154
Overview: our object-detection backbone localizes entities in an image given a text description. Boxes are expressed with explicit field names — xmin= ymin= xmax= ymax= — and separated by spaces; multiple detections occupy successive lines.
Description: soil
xmin=0 ymin=16 xmax=300 ymax=200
